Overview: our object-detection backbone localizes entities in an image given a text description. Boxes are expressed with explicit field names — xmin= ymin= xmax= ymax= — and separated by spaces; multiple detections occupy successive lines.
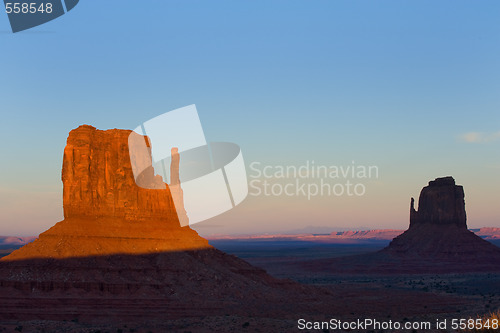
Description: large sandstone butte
xmin=2 ymin=125 xmax=209 ymax=260
xmin=299 ymin=176 xmax=500 ymax=274
xmin=0 ymin=125 xmax=328 ymax=324
xmin=384 ymin=176 xmax=499 ymax=260
xmin=409 ymin=176 xmax=466 ymax=228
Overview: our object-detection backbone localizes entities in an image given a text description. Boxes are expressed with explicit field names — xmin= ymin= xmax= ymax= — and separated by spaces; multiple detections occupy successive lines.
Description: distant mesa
xmin=475 ymin=227 xmax=500 ymax=240
xmin=0 ymin=236 xmax=37 ymax=249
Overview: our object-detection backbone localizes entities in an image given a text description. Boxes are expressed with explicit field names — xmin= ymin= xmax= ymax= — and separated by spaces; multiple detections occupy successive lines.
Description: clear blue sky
xmin=1 ymin=1 xmax=499 ymax=236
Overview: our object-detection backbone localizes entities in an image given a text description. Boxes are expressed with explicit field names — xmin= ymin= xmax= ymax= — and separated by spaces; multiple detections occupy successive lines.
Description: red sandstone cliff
xmin=1 ymin=125 xmax=210 ymax=260
xmin=62 ymin=125 xmax=180 ymax=221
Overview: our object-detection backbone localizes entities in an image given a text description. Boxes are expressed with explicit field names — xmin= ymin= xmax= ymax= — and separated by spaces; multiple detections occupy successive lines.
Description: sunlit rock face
xmin=2 ymin=125 xmax=210 ymax=260
xmin=62 ymin=125 xmax=179 ymax=222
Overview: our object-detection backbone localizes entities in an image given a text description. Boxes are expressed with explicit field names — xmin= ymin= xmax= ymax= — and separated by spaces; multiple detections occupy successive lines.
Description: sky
xmin=0 ymin=1 xmax=499 ymax=236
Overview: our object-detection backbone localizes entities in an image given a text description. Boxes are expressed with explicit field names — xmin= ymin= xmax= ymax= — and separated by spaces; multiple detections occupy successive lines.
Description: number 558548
xmin=5 ymin=2 xmax=53 ymax=14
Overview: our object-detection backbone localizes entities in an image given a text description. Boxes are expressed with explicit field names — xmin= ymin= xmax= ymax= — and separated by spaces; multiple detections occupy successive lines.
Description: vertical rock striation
xmin=62 ymin=125 xmax=179 ymax=222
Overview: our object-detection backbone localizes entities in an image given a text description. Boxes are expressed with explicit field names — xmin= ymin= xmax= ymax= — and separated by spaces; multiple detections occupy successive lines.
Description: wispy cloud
xmin=459 ymin=131 xmax=500 ymax=143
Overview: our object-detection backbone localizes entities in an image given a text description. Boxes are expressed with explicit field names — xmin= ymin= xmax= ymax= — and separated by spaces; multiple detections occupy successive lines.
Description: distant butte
xmin=300 ymin=176 xmax=500 ymax=274
xmin=409 ymin=176 xmax=466 ymax=228
xmin=382 ymin=176 xmax=500 ymax=261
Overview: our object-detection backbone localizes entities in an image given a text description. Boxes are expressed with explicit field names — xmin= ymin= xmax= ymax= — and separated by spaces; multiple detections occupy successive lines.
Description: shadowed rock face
xmin=410 ymin=176 xmax=466 ymax=229
xmin=386 ymin=176 xmax=498 ymax=260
